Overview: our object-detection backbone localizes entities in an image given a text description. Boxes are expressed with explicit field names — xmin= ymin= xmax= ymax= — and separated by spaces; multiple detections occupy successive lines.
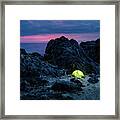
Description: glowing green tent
xmin=72 ymin=70 xmax=85 ymax=79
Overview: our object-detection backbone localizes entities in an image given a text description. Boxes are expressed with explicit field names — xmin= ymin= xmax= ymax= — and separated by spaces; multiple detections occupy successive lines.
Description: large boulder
xmin=20 ymin=49 xmax=65 ymax=78
xmin=80 ymin=39 xmax=100 ymax=64
xmin=44 ymin=36 xmax=99 ymax=74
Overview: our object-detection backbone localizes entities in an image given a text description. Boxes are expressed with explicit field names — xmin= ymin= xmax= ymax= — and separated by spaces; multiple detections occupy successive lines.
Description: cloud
xmin=20 ymin=20 xmax=100 ymax=36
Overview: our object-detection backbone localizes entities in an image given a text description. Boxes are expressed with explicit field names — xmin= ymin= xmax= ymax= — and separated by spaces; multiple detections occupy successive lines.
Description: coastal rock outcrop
xmin=20 ymin=48 xmax=65 ymax=78
xmin=44 ymin=36 xmax=99 ymax=74
xmin=20 ymin=36 xmax=100 ymax=100
xmin=80 ymin=39 xmax=100 ymax=63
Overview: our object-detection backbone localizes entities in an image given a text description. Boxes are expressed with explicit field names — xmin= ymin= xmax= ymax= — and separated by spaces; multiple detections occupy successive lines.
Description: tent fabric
xmin=72 ymin=70 xmax=85 ymax=79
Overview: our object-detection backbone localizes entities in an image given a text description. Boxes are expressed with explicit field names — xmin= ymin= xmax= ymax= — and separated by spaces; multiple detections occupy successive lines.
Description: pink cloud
xmin=20 ymin=33 xmax=99 ymax=43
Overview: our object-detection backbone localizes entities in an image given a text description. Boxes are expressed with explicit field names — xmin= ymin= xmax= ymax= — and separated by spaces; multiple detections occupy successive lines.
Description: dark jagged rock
xmin=20 ymin=48 xmax=27 ymax=55
xmin=20 ymin=74 xmax=100 ymax=100
xmin=80 ymin=38 xmax=100 ymax=63
xmin=87 ymin=74 xmax=99 ymax=84
xmin=51 ymin=80 xmax=83 ymax=92
xmin=70 ymin=78 xmax=85 ymax=87
xmin=20 ymin=36 xmax=100 ymax=100
xmin=44 ymin=36 xmax=99 ymax=74
xmin=88 ymin=77 xmax=99 ymax=84
xmin=51 ymin=81 xmax=72 ymax=92
xmin=31 ymin=52 xmax=44 ymax=60
xmin=20 ymin=48 xmax=65 ymax=78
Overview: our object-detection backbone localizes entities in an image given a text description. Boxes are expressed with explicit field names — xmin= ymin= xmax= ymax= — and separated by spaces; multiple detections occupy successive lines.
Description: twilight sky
xmin=20 ymin=20 xmax=100 ymax=43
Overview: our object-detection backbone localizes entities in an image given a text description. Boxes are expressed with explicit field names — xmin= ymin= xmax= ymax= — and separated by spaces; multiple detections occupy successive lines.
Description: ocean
xmin=20 ymin=43 xmax=47 ymax=56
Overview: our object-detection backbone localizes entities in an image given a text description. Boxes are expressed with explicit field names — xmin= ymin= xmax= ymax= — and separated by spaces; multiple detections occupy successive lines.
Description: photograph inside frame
xmin=20 ymin=20 xmax=100 ymax=100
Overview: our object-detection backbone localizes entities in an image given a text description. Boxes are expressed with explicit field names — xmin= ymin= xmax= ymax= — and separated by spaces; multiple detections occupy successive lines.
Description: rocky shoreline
xmin=20 ymin=36 xmax=100 ymax=100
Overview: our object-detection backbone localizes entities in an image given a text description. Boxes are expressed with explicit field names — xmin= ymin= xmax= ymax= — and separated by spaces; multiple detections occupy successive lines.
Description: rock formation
xmin=44 ymin=36 xmax=99 ymax=74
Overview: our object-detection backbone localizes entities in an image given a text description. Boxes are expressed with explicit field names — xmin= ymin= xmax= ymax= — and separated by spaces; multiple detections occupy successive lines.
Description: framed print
xmin=0 ymin=0 xmax=119 ymax=119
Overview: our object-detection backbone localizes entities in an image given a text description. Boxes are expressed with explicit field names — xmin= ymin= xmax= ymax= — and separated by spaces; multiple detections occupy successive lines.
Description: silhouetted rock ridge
xmin=44 ymin=36 xmax=99 ymax=74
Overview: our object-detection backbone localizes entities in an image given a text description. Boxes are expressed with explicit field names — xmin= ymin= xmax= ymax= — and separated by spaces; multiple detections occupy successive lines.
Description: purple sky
xmin=20 ymin=20 xmax=100 ymax=43
xmin=20 ymin=33 xmax=99 ymax=43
